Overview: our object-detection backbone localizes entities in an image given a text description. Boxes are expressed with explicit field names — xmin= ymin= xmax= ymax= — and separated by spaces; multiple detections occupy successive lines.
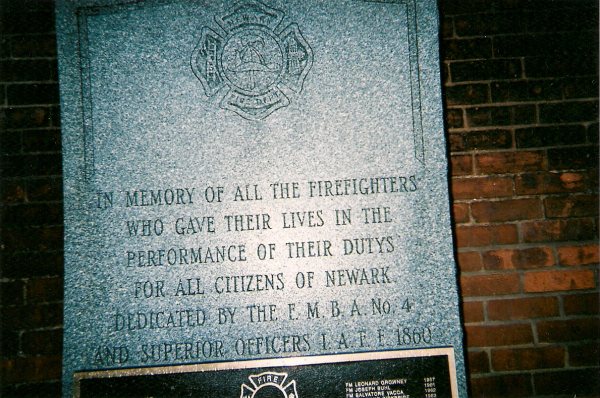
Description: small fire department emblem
xmin=191 ymin=1 xmax=313 ymax=120
xmin=240 ymin=371 xmax=298 ymax=398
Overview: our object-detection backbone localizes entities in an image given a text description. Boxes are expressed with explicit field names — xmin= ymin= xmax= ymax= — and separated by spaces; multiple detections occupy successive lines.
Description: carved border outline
xmin=76 ymin=0 xmax=426 ymax=180
xmin=363 ymin=0 xmax=425 ymax=165
xmin=76 ymin=1 xmax=149 ymax=182
xmin=76 ymin=6 xmax=95 ymax=182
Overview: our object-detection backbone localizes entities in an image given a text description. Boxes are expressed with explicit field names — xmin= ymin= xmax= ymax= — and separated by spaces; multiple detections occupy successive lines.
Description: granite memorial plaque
xmin=56 ymin=0 xmax=467 ymax=396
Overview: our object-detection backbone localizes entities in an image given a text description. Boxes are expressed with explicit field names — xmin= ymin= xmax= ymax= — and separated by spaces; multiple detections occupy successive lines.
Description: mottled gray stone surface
xmin=57 ymin=0 xmax=467 ymax=396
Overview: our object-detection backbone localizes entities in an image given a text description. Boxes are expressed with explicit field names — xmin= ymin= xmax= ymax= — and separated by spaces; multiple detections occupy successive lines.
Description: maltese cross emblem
xmin=191 ymin=1 xmax=313 ymax=120
xmin=240 ymin=371 xmax=298 ymax=398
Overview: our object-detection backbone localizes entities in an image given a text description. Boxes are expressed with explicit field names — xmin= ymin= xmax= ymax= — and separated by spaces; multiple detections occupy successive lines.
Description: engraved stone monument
xmin=56 ymin=0 xmax=467 ymax=396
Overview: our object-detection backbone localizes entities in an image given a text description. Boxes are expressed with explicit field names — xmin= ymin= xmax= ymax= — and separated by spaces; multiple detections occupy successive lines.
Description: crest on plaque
xmin=240 ymin=371 xmax=298 ymax=398
xmin=191 ymin=1 xmax=313 ymax=120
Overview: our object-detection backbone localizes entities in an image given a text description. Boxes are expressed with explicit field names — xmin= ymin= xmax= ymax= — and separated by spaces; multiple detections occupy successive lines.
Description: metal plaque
xmin=75 ymin=348 xmax=458 ymax=397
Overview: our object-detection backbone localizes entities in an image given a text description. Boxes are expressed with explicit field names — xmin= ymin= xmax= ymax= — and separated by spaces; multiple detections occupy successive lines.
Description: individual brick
xmin=6 ymin=83 xmax=59 ymax=106
xmin=452 ymin=202 xmax=469 ymax=223
xmin=492 ymin=80 xmax=562 ymax=102
xmin=568 ymin=342 xmax=600 ymax=367
xmin=454 ymin=12 xmax=527 ymax=36
xmin=21 ymin=329 xmax=63 ymax=356
xmin=468 ymin=350 xmax=490 ymax=374
xmin=1 ymin=303 xmax=62 ymax=331
xmin=445 ymin=83 xmax=489 ymax=105
xmin=525 ymin=55 xmax=597 ymax=78
xmin=0 ymin=35 xmax=8 ymax=58
xmin=521 ymin=218 xmax=598 ymax=243
xmin=0 ymin=131 xmax=21 ymax=154
xmin=446 ymin=108 xmax=464 ymax=128
xmin=0 ymin=252 xmax=63 ymax=279
xmin=443 ymin=38 xmax=492 ymax=61
xmin=1 ymin=11 xmax=56 ymax=35
xmin=450 ymin=154 xmax=472 ymax=176
xmin=491 ymin=346 xmax=565 ymax=371
xmin=461 ymin=274 xmax=520 ymax=297
xmin=441 ymin=16 xmax=454 ymax=38
xmin=487 ymin=297 xmax=559 ymax=321
xmin=2 ymin=107 xmax=55 ymax=129
xmin=527 ymin=8 xmax=599 ymax=33
xmin=0 ymin=225 xmax=63 ymax=252
xmin=0 ymin=331 xmax=19 ymax=359
xmin=535 ymin=369 xmax=600 ymax=396
xmin=26 ymin=177 xmax=63 ymax=202
xmin=22 ymin=129 xmax=61 ymax=153
xmin=450 ymin=59 xmax=522 ymax=82
xmin=0 ymin=356 xmax=61 ymax=384
xmin=9 ymin=35 xmax=57 ymax=58
xmin=515 ymin=171 xmax=589 ymax=195
xmin=466 ymin=324 xmax=534 ymax=347
xmin=482 ymin=247 xmax=555 ymax=270
xmin=0 ymin=180 xmax=27 ymax=203
xmin=1 ymin=154 xmax=62 ymax=177
xmin=470 ymin=374 xmax=533 ymax=397
xmin=0 ymin=0 xmax=55 ymax=13
xmin=1 ymin=203 xmax=63 ymax=227
xmin=0 ymin=60 xmax=55 ymax=82
xmin=0 ymin=381 xmax=62 ymax=397
xmin=26 ymin=277 xmax=63 ymax=304
xmin=462 ymin=301 xmax=484 ymax=323
xmin=451 ymin=176 xmax=513 ymax=199
xmin=475 ymin=151 xmax=545 ymax=174
xmin=50 ymin=104 xmax=61 ymax=127
xmin=451 ymin=129 xmax=513 ymax=151
xmin=448 ymin=133 xmax=464 ymax=152
xmin=494 ymin=32 xmax=596 ymax=58
xmin=563 ymin=292 xmax=600 ymax=315
xmin=524 ymin=269 xmax=596 ymax=292
xmin=562 ymin=76 xmax=600 ymax=99
xmin=457 ymin=251 xmax=482 ymax=272
xmin=539 ymin=101 xmax=599 ymax=124
xmin=466 ymin=104 xmax=535 ymax=127
xmin=515 ymin=125 xmax=587 ymax=149
xmin=0 ymin=280 xmax=25 ymax=307
xmin=544 ymin=194 xmax=599 ymax=218
xmin=442 ymin=0 xmax=491 ymax=16
xmin=558 ymin=245 xmax=600 ymax=267
xmin=471 ymin=198 xmax=543 ymax=223
xmin=455 ymin=224 xmax=519 ymax=248
xmin=548 ymin=146 xmax=599 ymax=170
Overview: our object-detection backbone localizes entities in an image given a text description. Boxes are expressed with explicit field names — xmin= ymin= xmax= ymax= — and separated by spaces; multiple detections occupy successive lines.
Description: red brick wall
xmin=1 ymin=0 xmax=63 ymax=396
xmin=442 ymin=0 xmax=599 ymax=396
xmin=1 ymin=0 xmax=598 ymax=396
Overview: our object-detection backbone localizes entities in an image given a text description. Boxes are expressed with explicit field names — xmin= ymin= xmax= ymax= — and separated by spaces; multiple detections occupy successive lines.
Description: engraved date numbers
xmin=396 ymin=326 xmax=433 ymax=346
xmin=424 ymin=376 xmax=437 ymax=398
